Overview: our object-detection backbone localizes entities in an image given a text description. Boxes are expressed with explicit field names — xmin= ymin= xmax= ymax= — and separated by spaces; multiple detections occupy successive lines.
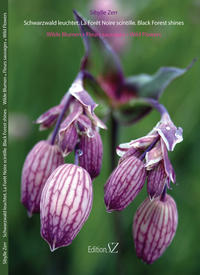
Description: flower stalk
xmin=50 ymin=93 xmax=72 ymax=145
xmin=110 ymin=114 xmax=124 ymax=275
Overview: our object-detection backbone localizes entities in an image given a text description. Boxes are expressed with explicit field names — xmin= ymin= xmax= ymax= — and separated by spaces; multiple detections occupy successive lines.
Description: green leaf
xmin=126 ymin=60 xmax=196 ymax=99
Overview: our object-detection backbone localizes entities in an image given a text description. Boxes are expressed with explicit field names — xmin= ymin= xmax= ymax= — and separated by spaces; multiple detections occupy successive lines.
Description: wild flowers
xmin=21 ymin=10 xmax=192 ymax=264
xmin=21 ymin=72 xmax=106 ymax=250
xmin=104 ymin=100 xmax=183 ymax=263
xmin=105 ymin=112 xmax=183 ymax=211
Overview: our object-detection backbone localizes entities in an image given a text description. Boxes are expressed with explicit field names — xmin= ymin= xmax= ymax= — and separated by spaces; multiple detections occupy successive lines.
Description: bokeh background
xmin=8 ymin=0 xmax=200 ymax=274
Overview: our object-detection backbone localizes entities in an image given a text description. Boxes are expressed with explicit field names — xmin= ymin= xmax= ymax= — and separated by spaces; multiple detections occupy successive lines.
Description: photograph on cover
xmin=5 ymin=0 xmax=200 ymax=274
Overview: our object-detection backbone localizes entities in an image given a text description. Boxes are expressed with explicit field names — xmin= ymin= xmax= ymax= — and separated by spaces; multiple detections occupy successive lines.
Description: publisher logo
xmin=88 ymin=242 xmax=119 ymax=254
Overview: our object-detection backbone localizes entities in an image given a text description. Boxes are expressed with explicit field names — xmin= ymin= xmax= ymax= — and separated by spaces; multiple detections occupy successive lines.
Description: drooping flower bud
xmin=79 ymin=130 xmax=103 ymax=179
xmin=147 ymin=162 xmax=167 ymax=199
xmin=21 ymin=141 xmax=64 ymax=216
xmin=116 ymin=114 xmax=182 ymax=199
xmin=59 ymin=123 xmax=78 ymax=156
xmin=133 ymin=194 xmax=178 ymax=264
xmin=104 ymin=156 xmax=146 ymax=212
xmin=40 ymin=164 xmax=93 ymax=251
xmin=58 ymin=100 xmax=82 ymax=156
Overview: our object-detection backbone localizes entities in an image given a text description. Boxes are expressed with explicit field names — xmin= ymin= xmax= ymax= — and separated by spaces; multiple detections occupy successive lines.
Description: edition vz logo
xmin=88 ymin=242 xmax=119 ymax=254
xmin=107 ymin=242 xmax=119 ymax=253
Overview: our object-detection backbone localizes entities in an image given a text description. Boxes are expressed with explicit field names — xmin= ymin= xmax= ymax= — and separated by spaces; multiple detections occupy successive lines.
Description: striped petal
xmin=77 ymin=114 xmax=93 ymax=136
xmin=133 ymin=194 xmax=178 ymax=264
xmin=118 ymin=147 xmax=142 ymax=165
xmin=85 ymin=110 xmax=107 ymax=130
xmin=104 ymin=156 xmax=146 ymax=212
xmin=40 ymin=164 xmax=93 ymax=251
xmin=79 ymin=130 xmax=103 ymax=179
xmin=145 ymin=140 xmax=162 ymax=170
xmin=58 ymin=123 xmax=78 ymax=157
xmin=117 ymin=134 xmax=157 ymax=157
xmin=147 ymin=162 xmax=167 ymax=199
xmin=59 ymin=101 xmax=83 ymax=134
xmin=161 ymin=139 xmax=176 ymax=184
xmin=21 ymin=141 xmax=64 ymax=216
xmin=36 ymin=104 xmax=63 ymax=130
xmin=69 ymin=73 xmax=98 ymax=115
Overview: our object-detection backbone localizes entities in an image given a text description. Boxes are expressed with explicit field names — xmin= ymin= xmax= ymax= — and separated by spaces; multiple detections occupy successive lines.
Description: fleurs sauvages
xmin=21 ymin=10 xmax=194 ymax=260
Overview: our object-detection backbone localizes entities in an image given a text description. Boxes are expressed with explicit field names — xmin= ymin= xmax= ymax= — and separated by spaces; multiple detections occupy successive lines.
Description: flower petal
xmin=77 ymin=114 xmax=92 ymax=131
xmin=154 ymin=114 xmax=183 ymax=151
xmin=40 ymin=164 xmax=93 ymax=251
xmin=59 ymin=101 xmax=83 ymax=134
xmin=21 ymin=141 xmax=64 ymax=216
xmin=79 ymin=130 xmax=103 ymax=179
xmin=36 ymin=105 xmax=63 ymax=130
xmin=104 ymin=156 xmax=146 ymax=212
xmin=145 ymin=140 xmax=163 ymax=170
xmin=147 ymin=162 xmax=167 ymax=199
xmin=118 ymin=147 xmax=142 ymax=165
xmin=117 ymin=134 xmax=157 ymax=157
xmin=69 ymin=73 xmax=98 ymax=114
xmin=59 ymin=123 xmax=78 ymax=157
xmin=133 ymin=194 xmax=178 ymax=264
xmin=85 ymin=111 xmax=107 ymax=130
xmin=161 ymin=139 xmax=176 ymax=184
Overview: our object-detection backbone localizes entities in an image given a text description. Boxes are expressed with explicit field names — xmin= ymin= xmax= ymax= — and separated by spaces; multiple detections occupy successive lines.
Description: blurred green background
xmin=8 ymin=0 xmax=200 ymax=274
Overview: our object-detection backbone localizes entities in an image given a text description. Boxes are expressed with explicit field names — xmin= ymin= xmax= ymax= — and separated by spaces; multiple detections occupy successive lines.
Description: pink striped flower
xmin=104 ymin=155 xmax=146 ymax=212
xmin=35 ymin=73 xmax=106 ymax=179
xmin=79 ymin=129 xmax=103 ymax=179
xmin=59 ymin=123 xmax=78 ymax=157
xmin=58 ymin=101 xmax=83 ymax=156
xmin=21 ymin=141 xmax=64 ymax=216
xmin=133 ymin=194 xmax=178 ymax=264
xmin=40 ymin=164 xmax=93 ymax=251
xmin=58 ymin=101 xmax=104 ymax=178
xmin=116 ymin=114 xmax=183 ymax=199
xmin=35 ymin=72 xmax=106 ymax=159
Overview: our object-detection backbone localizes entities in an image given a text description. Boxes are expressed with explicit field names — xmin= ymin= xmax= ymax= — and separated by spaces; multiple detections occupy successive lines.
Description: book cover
xmin=1 ymin=0 xmax=200 ymax=274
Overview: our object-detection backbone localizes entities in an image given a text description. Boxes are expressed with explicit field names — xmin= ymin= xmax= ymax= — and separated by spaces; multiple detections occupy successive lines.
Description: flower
xmin=59 ymin=122 xmax=78 ymax=156
xmin=57 ymin=100 xmax=83 ymax=156
xmin=35 ymin=73 xmax=106 ymax=179
xmin=40 ymin=164 xmax=93 ymax=251
xmin=78 ymin=128 xmax=103 ymax=179
xmin=117 ymin=113 xmax=183 ymax=199
xmin=104 ymin=155 xmax=146 ymax=212
xmin=104 ymin=113 xmax=183 ymax=211
xmin=21 ymin=141 xmax=64 ymax=216
xmin=58 ymin=100 xmax=104 ymax=179
xmin=133 ymin=194 xmax=178 ymax=264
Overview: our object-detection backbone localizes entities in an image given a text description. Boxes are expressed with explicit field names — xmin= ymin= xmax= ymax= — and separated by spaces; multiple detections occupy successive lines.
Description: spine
xmin=0 ymin=0 xmax=8 ymax=273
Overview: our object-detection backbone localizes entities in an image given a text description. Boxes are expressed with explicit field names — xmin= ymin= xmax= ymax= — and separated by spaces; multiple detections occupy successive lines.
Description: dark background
xmin=9 ymin=0 xmax=200 ymax=274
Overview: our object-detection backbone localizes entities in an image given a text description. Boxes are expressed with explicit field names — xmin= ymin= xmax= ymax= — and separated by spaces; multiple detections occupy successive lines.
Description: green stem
xmin=50 ymin=93 xmax=72 ymax=145
xmin=110 ymin=113 xmax=124 ymax=275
